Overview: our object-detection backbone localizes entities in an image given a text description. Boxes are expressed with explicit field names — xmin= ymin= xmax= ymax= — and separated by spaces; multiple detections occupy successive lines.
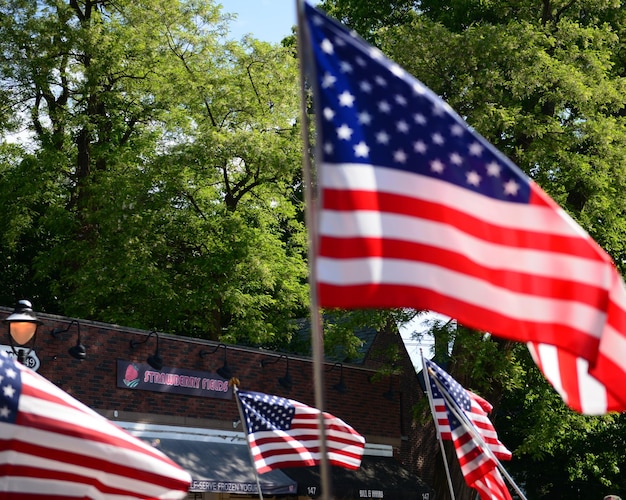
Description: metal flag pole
xmin=231 ymin=380 xmax=265 ymax=500
xmin=421 ymin=351 xmax=456 ymax=500
xmin=428 ymin=370 xmax=527 ymax=500
xmin=294 ymin=1 xmax=333 ymax=499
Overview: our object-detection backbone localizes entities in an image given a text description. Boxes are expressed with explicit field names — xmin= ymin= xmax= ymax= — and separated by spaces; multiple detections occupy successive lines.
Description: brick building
xmin=1 ymin=304 xmax=435 ymax=499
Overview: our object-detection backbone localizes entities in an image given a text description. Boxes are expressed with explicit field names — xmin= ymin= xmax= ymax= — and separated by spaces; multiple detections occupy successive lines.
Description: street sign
xmin=0 ymin=344 xmax=40 ymax=371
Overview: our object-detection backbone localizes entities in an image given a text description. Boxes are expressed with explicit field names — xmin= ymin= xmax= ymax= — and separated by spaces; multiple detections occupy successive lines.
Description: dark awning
xmin=282 ymin=455 xmax=434 ymax=499
xmin=144 ymin=438 xmax=298 ymax=495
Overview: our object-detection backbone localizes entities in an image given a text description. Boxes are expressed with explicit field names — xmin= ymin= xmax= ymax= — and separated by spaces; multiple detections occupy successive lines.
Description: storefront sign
xmin=1 ymin=344 xmax=40 ymax=371
xmin=190 ymin=479 xmax=297 ymax=495
xmin=359 ymin=490 xmax=384 ymax=498
xmin=117 ymin=360 xmax=231 ymax=399
xmin=191 ymin=480 xmax=260 ymax=493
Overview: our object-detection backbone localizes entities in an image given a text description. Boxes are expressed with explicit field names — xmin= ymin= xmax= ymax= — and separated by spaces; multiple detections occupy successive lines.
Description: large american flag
xmin=0 ymin=352 xmax=191 ymax=498
xmin=425 ymin=359 xmax=512 ymax=500
xmin=302 ymin=1 xmax=626 ymax=414
xmin=527 ymin=341 xmax=621 ymax=415
xmin=236 ymin=389 xmax=365 ymax=474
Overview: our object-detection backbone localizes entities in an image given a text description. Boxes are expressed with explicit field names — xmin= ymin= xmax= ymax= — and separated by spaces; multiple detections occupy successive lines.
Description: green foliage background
xmin=2 ymin=0 xmax=626 ymax=497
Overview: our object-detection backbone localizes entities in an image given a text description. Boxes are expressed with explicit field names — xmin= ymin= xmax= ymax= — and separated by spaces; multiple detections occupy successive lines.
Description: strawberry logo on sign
xmin=124 ymin=363 xmax=140 ymax=388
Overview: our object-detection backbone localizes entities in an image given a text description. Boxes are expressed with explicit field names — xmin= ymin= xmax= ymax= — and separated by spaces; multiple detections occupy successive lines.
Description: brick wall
xmin=364 ymin=324 xmax=436 ymax=483
xmin=1 ymin=306 xmax=437 ymax=484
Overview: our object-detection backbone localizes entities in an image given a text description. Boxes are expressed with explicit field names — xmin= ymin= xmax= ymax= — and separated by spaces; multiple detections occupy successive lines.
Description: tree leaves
xmin=0 ymin=0 xmax=308 ymax=344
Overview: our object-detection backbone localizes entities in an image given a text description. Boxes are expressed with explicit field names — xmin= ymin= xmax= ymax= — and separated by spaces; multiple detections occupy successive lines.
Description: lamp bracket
xmin=130 ymin=330 xmax=159 ymax=350
xmin=260 ymin=354 xmax=288 ymax=368
xmin=199 ymin=343 xmax=227 ymax=359
xmin=129 ymin=331 xmax=162 ymax=370
xmin=50 ymin=320 xmax=81 ymax=339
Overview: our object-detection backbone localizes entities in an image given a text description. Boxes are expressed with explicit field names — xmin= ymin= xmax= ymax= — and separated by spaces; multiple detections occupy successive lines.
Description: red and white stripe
xmin=0 ymin=364 xmax=190 ymax=499
xmin=431 ymin=388 xmax=511 ymax=465
xmin=473 ymin=468 xmax=512 ymax=500
xmin=528 ymin=342 xmax=622 ymax=414
xmin=466 ymin=391 xmax=511 ymax=462
xmin=317 ymin=163 xmax=626 ymax=412
xmin=432 ymin=397 xmax=452 ymax=440
xmin=450 ymin=424 xmax=498 ymax=487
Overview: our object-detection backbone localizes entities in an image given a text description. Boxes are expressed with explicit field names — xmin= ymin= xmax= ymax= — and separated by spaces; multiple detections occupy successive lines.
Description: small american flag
xmin=236 ymin=389 xmax=365 ymax=474
xmin=302 ymin=1 xmax=626 ymax=413
xmin=0 ymin=352 xmax=191 ymax=498
xmin=425 ymin=359 xmax=511 ymax=499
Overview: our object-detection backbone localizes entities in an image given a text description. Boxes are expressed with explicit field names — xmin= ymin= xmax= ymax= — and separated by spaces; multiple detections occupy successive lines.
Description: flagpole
xmin=421 ymin=351 xmax=456 ymax=500
xmin=231 ymin=380 xmax=265 ymax=500
xmin=295 ymin=1 xmax=333 ymax=499
xmin=428 ymin=370 xmax=527 ymax=500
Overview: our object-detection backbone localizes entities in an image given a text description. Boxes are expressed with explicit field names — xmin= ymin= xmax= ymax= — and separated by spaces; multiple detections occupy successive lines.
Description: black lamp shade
xmin=333 ymin=378 xmax=347 ymax=393
xmin=130 ymin=331 xmax=162 ymax=370
xmin=278 ymin=370 xmax=293 ymax=390
xmin=217 ymin=361 xmax=233 ymax=380
xmin=200 ymin=344 xmax=234 ymax=379
xmin=329 ymin=363 xmax=347 ymax=393
xmin=69 ymin=342 xmax=87 ymax=360
xmin=147 ymin=352 xmax=163 ymax=370
xmin=51 ymin=320 xmax=87 ymax=360
xmin=261 ymin=355 xmax=293 ymax=390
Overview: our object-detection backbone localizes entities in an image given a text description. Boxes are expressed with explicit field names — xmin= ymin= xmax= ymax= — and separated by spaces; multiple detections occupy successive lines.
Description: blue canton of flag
xmin=425 ymin=359 xmax=470 ymax=431
xmin=0 ymin=351 xmax=21 ymax=424
xmin=239 ymin=391 xmax=296 ymax=432
xmin=306 ymin=3 xmax=530 ymax=203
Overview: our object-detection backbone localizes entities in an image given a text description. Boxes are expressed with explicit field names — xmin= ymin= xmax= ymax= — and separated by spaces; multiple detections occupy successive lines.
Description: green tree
xmin=318 ymin=0 xmax=419 ymax=43
xmin=498 ymin=347 xmax=626 ymax=499
xmin=0 ymin=0 xmax=308 ymax=342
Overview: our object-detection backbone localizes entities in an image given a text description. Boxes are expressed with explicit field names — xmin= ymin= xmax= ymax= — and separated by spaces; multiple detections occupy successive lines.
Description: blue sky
xmin=222 ymin=0 xmax=297 ymax=43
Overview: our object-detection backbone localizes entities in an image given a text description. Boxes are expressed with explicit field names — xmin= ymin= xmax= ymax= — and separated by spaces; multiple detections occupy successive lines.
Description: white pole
xmin=294 ymin=1 xmax=332 ymax=499
xmin=421 ymin=351 xmax=456 ymax=500
xmin=232 ymin=382 xmax=265 ymax=500
xmin=428 ymin=370 xmax=527 ymax=500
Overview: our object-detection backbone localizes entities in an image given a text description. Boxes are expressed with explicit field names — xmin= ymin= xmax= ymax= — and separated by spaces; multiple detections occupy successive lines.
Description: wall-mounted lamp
xmin=261 ymin=354 xmax=292 ymax=390
xmin=3 ymin=299 xmax=43 ymax=364
xmin=50 ymin=320 xmax=86 ymax=360
xmin=129 ymin=330 xmax=163 ymax=370
xmin=327 ymin=362 xmax=347 ymax=393
xmin=199 ymin=344 xmax=233 ymax=380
